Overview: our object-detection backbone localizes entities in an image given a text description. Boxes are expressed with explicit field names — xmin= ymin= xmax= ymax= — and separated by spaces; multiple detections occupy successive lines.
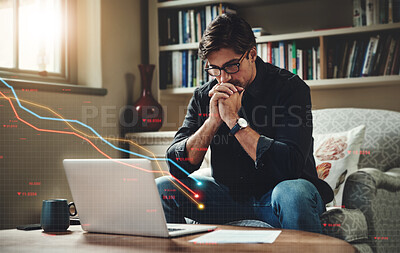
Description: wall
xmin=0 ymin=0 xmax=143 ymax=229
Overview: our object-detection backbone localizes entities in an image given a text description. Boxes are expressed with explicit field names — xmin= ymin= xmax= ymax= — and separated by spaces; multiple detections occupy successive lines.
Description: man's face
xmin=206 ymin=47 xmax=256 ymax=89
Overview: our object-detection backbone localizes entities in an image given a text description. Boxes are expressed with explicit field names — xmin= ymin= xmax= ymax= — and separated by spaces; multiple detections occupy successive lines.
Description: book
xmin=383 ymin=37 xmax=397 ymax=76
xmin=332 ymin=43 xmax=340 ymax=78
xmin=377 ymin=34 xmax=393 ymax=75
xmin=182 ymin=10 xmax=189 ymax=43
xmin=307 ymin=48 xmax=313 ymax=80
xmin=252 ymin=27 xmax=269 ymax=37
xmin=352 ymin=38 xmax=368 ymax=77
xmin=379 ymin=0 xmax=388 ymax=24
xmin=390 ymin=38 xmax=400 ymax=74
xmin=312 ymin=46 xmax=318 ymax=80
xmin=172 ymin=51 xmax=182 ymax=88
xmin=262 ymin=43 xmax=268 ymax=62
xmin=354 ymin=0 xmax=363 ymax=26
xmin=279 ymin=41 xmax=285 ymax=69
xmin=346 ymin=40 xmax=357 ymax=77
xmin=196 ymin=11 xmax=202 ymax=42
xmin=187 ymin=50 xmax=193 ymax=87
xmin=182 ymin=50 xmax=188 ymax=87
xmin=267 ymin=42 xmax=273 ymax=64
xmin=361 ymin=35 xmax=380 ymax=76
xmin=188 ymin=9 xmax=198 ymax=43
xmin=178 ymin=11 xmax=183 ymax=44
xmin=383 ymin=36 xmax=397 ymax=75
xmin=338 ymin=41 xmax=350 ymax=78
xmin=303 ymin=49 xmax=308 ymax=80
xmin=292 ymin=41 xmax=297 ymax=74
xmin=297 ymin=49 xmax=303 ymax=79
xmin=366 ymin=0 xmax=376 ymax=25
xmin=205 ymin=5 xmax=212 ymax=27
xmin=287 ymin=43 xmax=293 ymax=72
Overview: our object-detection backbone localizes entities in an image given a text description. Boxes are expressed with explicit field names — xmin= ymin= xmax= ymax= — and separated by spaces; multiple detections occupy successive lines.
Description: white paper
xmin=189 ymin=229 xmax=282 ymax=244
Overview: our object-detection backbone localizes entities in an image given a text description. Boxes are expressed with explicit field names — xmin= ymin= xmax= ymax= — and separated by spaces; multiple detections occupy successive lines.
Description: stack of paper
xmin=189 ymin=230 xmax=282 ymax=244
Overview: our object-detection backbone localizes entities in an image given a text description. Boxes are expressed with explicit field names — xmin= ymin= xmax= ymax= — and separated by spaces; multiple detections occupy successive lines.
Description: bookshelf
xmin=148 ymin=0 xmax=400 ymax=130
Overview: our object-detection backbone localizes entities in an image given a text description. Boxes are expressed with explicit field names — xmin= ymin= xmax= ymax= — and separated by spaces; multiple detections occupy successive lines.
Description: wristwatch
xmin=229 ymin=118 xmax=248 ymax=135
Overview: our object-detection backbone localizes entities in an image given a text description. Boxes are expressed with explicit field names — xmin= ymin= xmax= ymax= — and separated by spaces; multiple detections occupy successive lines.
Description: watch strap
xmin=229 ymin=122 xmax=241 ymax=135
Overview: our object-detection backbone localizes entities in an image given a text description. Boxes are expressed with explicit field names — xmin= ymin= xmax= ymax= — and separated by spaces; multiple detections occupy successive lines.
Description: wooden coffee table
xmin=0 ymin=224 xmax=355 ymax=253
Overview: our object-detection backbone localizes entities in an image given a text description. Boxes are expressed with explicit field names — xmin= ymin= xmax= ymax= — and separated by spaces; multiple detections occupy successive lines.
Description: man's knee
xmin=271 ymin=179 xmax=318 ymax=207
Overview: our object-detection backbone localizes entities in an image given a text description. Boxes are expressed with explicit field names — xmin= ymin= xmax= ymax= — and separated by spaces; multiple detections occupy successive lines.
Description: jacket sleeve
xmin=166 ymin=90 xmax=204 ymax=178
xmin=254 ymin=77 xmax=314 ymax=183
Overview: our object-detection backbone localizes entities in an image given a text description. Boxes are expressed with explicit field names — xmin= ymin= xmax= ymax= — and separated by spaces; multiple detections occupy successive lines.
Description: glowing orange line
xmin=0 ymin=92 xmax=201 ymax=204
xmin=0 ymin=91 xmax=157 ymax=173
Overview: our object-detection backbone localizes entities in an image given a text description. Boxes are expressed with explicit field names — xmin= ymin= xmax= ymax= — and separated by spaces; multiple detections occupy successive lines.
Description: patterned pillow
xmin=313 ymin=125 xmax=366 ymax=207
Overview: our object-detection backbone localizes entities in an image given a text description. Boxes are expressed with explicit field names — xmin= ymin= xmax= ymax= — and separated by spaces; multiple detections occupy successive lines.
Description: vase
xmin=132 ymin=64 xmax=163 ymax=132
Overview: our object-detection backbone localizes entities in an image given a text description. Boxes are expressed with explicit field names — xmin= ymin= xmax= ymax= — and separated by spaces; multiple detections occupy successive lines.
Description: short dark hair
xmin=198 ymin=13 xmax=256 ymax=60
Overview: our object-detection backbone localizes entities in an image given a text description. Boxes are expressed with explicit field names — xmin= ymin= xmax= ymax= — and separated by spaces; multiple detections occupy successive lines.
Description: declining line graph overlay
xmin=0 ymin=79 xmax=204 ymax=207
xmin=0 ymin=78 xmax=201 ymax=185
xmin=0 ymin=94 xmax=201 ymax=205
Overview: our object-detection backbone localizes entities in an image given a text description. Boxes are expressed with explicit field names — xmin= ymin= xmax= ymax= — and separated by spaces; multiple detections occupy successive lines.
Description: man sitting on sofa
xmin=156 ymin=13 xmax=333 ymax=233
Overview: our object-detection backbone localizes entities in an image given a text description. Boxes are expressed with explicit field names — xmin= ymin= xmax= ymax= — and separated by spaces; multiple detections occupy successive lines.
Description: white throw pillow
xmin=313 ymin=125 xmax=366 ymax=208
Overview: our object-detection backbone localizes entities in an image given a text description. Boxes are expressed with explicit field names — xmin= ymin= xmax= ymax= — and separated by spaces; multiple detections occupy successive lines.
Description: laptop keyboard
xmin=168 ymin=228 xmax=184 ymax=232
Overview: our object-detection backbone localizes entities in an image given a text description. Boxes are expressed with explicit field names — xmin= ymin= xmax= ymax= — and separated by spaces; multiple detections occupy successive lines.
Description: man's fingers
xmin=209 ymin=83 xmax=244 ymax=97
xmin=210 ymin=92 xmax=229 ymax=103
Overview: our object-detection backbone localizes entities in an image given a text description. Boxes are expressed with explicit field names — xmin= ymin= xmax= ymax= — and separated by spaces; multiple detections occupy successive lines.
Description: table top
xmin=0 ymin=224 xmax=355 ymax=253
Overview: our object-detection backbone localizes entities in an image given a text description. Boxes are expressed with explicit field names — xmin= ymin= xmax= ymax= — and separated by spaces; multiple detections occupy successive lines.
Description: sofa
xmin=189 ymin=108 xmax=400 ymax=253
xmin=315 ymin=108 xmax=400 ymax=253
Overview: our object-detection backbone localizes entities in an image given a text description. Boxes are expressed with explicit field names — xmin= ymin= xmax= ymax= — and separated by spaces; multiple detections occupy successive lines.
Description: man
xmin=156 ymin=13 xmax=333 ymax=233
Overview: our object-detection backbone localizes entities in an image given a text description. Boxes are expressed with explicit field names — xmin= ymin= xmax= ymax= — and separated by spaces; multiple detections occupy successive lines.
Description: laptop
xmin=63 ymin=158 xmax=216 ymax=237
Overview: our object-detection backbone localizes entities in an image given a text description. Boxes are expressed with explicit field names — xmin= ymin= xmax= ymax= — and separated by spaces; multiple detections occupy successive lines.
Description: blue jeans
xmin=156 ymin=176 xmax=326 ymax=233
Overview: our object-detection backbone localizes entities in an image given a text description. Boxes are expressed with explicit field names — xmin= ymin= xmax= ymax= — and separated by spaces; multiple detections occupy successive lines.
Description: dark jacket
xmin=166 ymin=57 xmax=333 ymax=204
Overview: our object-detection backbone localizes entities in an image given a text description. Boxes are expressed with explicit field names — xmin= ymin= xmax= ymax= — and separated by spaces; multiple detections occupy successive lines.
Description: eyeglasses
xmin=204 ymin=51 xmax=248 ymax=77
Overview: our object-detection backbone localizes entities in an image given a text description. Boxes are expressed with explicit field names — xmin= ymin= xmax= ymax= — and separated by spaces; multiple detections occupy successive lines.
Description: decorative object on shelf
xmin=132 ymin=64 xmax=163 ymax=132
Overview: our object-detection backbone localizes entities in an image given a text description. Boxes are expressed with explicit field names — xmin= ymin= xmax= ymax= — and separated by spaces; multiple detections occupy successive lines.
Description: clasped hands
xmin=208 ymin=82 xmax=244 ymax=128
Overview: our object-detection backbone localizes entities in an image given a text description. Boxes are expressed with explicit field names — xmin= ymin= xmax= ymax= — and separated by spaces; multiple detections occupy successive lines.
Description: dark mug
xmin=40 ymin=199 xmax=77 ymax=232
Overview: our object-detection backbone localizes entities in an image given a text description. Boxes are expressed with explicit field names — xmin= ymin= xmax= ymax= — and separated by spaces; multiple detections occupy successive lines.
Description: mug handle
xmin=68 ymin=202 xmax=77 ymax=216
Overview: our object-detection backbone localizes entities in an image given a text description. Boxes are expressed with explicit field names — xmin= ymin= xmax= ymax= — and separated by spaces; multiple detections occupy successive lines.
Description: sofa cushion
xmin=320 ymin=208 xmax=368 ymax=243
xmin=313 ymin=108 xmax=400 ymax=172
xmin=313 ymin=125 xmax=366 ymax=207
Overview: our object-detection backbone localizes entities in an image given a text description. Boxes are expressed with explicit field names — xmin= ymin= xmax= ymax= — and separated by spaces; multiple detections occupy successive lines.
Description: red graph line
xmin=0 ymin=91 xmax=160 ymax=174
xmin=0 ymin=91 xmax=202 ymax=204
xmin=170 ymin=175 xmax=197 ymax=195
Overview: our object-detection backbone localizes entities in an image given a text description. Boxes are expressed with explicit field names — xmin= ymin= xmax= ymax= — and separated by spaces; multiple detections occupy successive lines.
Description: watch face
xmin=238 ymin=118 xmax=248 ymax=128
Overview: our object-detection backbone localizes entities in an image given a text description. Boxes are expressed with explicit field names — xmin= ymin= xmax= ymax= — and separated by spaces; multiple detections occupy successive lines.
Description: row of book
xmin=159 ymin=51 xmax=211 ymax=89
xmin=353 ymin=0 xmax=400 ymax=26
xmin=257 ymin=42 xmax=321 ymax=81
xmin=326 ymin=34 xmax=400 ymax=78
xmin=159 ymin=33 xmax=400 ymax=89
xmin=158 ymin=3 xmax=236 ymax=45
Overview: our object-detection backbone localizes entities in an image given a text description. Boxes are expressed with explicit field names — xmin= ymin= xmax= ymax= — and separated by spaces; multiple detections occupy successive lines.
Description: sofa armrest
xmin=320 ymin=208 xmax=368 ymax=243
xmin=351 ymin=168 xmax=400 ymax=192
xmin=343 ymin=168 xmax=400 ymax=253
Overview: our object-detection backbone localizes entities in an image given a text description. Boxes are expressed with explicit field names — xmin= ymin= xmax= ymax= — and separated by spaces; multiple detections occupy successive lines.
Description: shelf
xmin=256 ymin=22 xmax=400 ymax=43
xmin=307 ymin=75 xmax=400 ymax=90
xmin=159 ymin=43 xmax=198 ymax=51
xmin=159 ymin=75 xmax=400 ymax=95
xmin=159 ymin=23 xmax=400 ymax=52
xmin=157 ymin=0 xmax=274 ymax=9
